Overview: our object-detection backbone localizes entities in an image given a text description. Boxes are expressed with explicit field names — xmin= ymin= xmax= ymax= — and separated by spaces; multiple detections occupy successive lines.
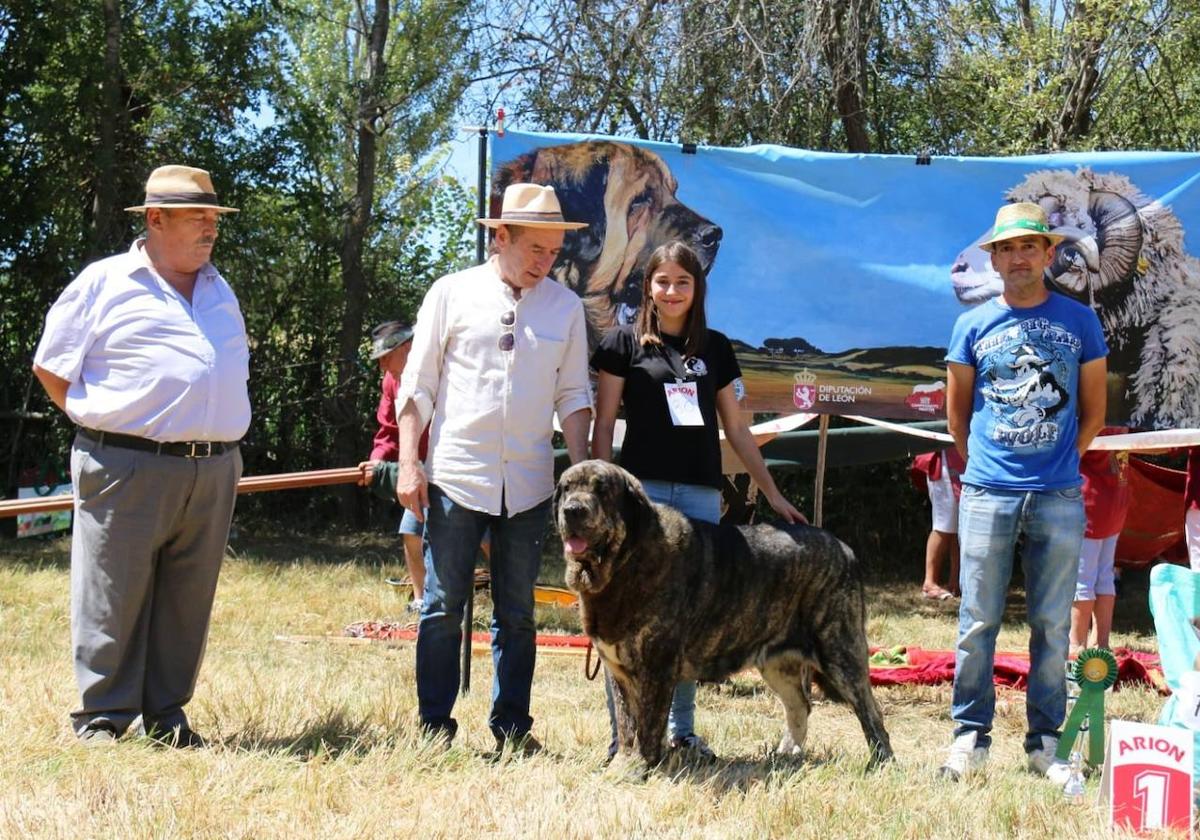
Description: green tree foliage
xmin=0 ymin=1 xmax=476 ymax=525
xmin=6 ymin=0 xmax=1200 ymax=532
xmin=473 ymin=0 xmax=1200 ymax=154
xmin=0 ymin=0 xmax=272 ymax=491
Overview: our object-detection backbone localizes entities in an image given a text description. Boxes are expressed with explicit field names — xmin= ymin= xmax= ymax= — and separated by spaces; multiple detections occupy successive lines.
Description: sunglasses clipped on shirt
xmin=499 ymin=310 xmax=515 ymax=352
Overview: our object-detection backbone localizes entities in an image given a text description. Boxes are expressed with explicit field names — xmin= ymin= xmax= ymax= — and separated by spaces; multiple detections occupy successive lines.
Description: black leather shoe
xmin=494 ymin=732 xmax=543 ymax=756
xmin=146 ymin=723 xmax=207 ymax=749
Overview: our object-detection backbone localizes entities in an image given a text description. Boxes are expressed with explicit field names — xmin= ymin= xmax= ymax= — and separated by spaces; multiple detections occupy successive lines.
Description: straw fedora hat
xmin=125 ymin=165 xmax=239 ymax=213
xmin=980 ymin=202 xmax=1063 ymax=251
xmin=477 ymin=183 xmax=586 ymax=230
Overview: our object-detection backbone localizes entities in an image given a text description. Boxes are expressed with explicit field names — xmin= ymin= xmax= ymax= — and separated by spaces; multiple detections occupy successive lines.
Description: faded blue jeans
xmin=605 ymin=479 xmax=721 ymax=750
xmin=950 ymin=483 xmax=1085 ymax=752
xmin=416 ymin=484 xmax=550 ymax=740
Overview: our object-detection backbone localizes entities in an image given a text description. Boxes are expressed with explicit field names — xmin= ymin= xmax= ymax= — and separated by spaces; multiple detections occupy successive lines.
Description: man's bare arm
xmin=946 ymin=362 xmax=975 ymax=462
xmin=1076 ymin=357 xmax=1108 ymax=455
xmin=395 ymin=401 xmax=429 ymax=520
xmin=32 ymin=364 xmax=70 ymax=412
xmin=560 ymin=408 xmax=592 ymax=465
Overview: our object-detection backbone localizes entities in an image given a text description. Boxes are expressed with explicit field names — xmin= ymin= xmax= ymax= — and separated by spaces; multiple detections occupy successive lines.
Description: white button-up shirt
xmin=33 ymin=239 xmax=251 ymax=442
xmin=398 ymin=259 xmax=592 ymax=516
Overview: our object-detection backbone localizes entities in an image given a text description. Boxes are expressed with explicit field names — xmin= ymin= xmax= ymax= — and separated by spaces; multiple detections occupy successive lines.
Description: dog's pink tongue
xmin=564 ymin=536 xmax=589 ymax=555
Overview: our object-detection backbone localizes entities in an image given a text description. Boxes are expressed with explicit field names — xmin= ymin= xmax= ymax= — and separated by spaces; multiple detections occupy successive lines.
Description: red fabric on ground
xmin=341 ymin=623 xmax=1166 ymax=693
xmin=866 ymin=646 xmax=1164 ymax=693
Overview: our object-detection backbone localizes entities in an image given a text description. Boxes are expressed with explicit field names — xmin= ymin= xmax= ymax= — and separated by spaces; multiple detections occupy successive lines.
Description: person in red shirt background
xmin=362 ymin=321 xmax=427 ymax=611
xmin=911 ymin=446 xmax=966 ymax=600
xmin=1070 ymin=429 xmax=1131 ymax=653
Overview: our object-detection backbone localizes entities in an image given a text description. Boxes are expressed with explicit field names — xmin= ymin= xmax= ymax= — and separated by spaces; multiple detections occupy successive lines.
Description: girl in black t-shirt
xmin=591 ymin=240 xmax=804 ymax=759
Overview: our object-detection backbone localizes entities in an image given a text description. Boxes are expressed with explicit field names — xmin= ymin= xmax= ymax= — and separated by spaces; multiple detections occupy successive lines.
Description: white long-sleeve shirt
xmin=397 ymin=259 xmax=592 ymax=516
xmin=33 ymin=239 xmax=251 ymax=442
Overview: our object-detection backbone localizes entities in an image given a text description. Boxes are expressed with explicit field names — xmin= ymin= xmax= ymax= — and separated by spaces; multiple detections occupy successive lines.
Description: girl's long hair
xmin=634 ymin=241 xmax=708 ymax=356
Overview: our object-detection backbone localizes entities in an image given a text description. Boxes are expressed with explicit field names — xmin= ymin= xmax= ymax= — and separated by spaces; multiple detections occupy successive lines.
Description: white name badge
xmin=664 ymin=381 xmax=704 ymax=426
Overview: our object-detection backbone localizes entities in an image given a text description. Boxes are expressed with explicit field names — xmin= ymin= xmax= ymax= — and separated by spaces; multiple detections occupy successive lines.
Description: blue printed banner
xmin=491 ymin=130 xmax=1200 ymax=428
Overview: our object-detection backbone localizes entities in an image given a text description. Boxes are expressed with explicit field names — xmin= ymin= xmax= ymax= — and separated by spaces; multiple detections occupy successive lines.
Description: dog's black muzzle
xmin=559 ymin=498 xmax=590 ymax=529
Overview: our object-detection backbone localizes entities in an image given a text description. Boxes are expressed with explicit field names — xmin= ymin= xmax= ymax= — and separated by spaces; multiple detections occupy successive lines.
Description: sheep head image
xmin=951 ymin=178 xmax=1147 ymax=309
xmin=947 ymin=167 xmax=1200 ymax=430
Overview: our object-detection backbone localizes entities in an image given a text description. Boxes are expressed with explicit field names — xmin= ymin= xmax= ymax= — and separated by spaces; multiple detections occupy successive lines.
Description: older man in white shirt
xmin=396 ymin=183 xmax=592 ymax=751
xmin=32 ymin=165 xmax=249 ymax=748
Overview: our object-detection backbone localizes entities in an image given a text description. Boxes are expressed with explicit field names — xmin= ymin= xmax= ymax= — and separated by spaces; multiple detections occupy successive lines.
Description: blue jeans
xmin=605 ymin=479 xmax=721 ymax=747
xmin=950 ymin=483 xmax=1085 ymax=752
xmin=416 ymin=484 xmax=550 ymax=739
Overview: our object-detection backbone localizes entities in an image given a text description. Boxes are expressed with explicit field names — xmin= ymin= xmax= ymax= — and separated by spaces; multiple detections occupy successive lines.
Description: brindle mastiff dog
xmin=555 ymin=460 xmax=894 ymax=769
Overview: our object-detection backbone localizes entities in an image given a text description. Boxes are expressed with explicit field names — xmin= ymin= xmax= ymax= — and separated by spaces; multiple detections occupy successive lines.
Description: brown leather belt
xmin=78 ymin=427 xmax=239 ymax=458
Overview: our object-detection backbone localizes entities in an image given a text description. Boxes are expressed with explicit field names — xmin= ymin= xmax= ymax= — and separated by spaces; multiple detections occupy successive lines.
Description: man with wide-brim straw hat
xmin=124 ymin=165 xmax=240 ymax=213
xmin=394 ymin=182 xmax=593 ymax=753
xmin=938 ymin=198 xmax=1108 ymax=784
xmin=476 ymin=182 xmax=587 ymax=231
xmin=32 ymin=163 xmax=249 ymax=748
xmin=978 ymin=202 xmax=1064 ymax=253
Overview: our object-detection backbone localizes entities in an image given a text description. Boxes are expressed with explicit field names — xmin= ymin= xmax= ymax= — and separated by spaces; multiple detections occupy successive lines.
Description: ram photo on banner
xmin=490 ymin=130 xmax=1200 ymax=429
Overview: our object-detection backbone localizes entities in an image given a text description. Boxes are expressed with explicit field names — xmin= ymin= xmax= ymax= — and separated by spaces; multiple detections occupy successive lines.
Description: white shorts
xmin=928 ymin=468 xmax=958 ymax=534
xmin=1075 ymin=534 xmax=1118 ymax=600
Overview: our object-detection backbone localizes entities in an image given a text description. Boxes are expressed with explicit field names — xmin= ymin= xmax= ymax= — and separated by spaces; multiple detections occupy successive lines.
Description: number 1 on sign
xmin=1134 ymin=770 xmax=1169 ymax=830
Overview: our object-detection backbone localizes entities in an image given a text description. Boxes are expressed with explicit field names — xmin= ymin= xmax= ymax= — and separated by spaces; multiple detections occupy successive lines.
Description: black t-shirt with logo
xmin=591 ymin=325 xmax=741 ymax=489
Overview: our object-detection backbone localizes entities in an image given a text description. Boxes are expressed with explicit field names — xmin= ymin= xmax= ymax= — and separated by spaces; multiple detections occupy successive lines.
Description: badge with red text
xmin=1100 ymin=720 xmax=1193 ymax=836
xmin=664 ymin=381 xmax=703 ymax=426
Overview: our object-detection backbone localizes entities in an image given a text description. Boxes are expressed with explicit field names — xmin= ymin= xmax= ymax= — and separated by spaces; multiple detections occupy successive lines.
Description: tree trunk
xmin=817 ymin=0 xmax=874 ymax=153
xmin=334 ymin=0 xmax=390 ymax=525
xmin=88 ymin=0 xmax=122 ymax=261
xmin=1055 ymin=0 xmax=1103 ymax=146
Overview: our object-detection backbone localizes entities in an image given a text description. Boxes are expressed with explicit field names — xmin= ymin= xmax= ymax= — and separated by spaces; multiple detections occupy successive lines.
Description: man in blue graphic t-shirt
xmin=938 ymin=202 xmax=1108 ymax=784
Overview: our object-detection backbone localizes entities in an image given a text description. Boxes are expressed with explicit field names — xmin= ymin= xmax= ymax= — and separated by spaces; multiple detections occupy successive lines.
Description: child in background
xmin=912 ymin=447 xmax=966 ymax=600
xmin=1070 ymin=431 xmax=1132 ymax=654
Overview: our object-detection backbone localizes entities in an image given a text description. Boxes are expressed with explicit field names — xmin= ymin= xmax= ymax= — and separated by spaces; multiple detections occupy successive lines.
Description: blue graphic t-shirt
xmin=946 ymin=292 xmax=1108 ymax=491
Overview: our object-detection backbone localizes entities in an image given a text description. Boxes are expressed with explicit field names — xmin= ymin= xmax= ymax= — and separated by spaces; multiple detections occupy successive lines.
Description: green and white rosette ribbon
xmin=1057 ymin=647 xmax=1119 ymax=767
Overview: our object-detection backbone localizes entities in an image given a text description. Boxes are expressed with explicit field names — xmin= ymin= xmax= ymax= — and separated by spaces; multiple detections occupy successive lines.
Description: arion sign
xmin=1101 ymin=720 xmax=1193 ymax=835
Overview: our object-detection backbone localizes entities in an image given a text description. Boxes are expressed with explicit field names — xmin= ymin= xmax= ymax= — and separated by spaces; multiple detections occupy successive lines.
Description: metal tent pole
xmin=460 ymin=125 xmax=489 ymax=697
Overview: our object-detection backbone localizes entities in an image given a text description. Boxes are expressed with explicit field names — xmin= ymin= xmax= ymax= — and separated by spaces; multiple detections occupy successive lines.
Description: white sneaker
xmin=938 ymin=731 xmax=988 ymax=781
xmin=1027 ymin=735 xmax=1072 ymax=785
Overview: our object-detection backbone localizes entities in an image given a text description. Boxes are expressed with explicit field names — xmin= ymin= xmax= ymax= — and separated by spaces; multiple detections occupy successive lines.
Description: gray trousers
xmin=69 ymin=432 xmax=242 ymax=736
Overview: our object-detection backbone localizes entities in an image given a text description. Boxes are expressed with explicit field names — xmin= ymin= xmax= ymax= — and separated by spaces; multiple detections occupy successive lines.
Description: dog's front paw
xmin=776 ymin=732 xmax=805 ymax=757
xmin=603 ymin=750 xmax=651 ymax=782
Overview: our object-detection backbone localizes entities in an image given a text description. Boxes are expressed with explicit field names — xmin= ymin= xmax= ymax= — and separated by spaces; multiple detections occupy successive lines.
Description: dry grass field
xmin=0 ymin=529 xmax=1181 ymax=839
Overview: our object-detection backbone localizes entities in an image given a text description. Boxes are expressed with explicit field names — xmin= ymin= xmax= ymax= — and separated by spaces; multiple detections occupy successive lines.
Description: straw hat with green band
xmin=980 ymin=202 xmax=1064 ymax=252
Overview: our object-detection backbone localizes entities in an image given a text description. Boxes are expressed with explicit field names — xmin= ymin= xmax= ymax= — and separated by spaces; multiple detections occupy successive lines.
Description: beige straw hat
xmin=125 ymin=165 xmax=239 ymax=213
xmin=477 ymin=183 xmax=586 ymax=230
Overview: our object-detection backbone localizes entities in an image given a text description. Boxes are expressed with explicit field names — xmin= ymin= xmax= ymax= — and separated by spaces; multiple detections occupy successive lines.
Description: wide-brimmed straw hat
xmin=477 ymin=183 xmax=587 ymax=230
xmin=368 ymin=320 xmax=414 ymax=360
xmin=125 ymin=165 xmax=239 ymax=213
xmin=980 ymin=202 xmax=1063 ymax=251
